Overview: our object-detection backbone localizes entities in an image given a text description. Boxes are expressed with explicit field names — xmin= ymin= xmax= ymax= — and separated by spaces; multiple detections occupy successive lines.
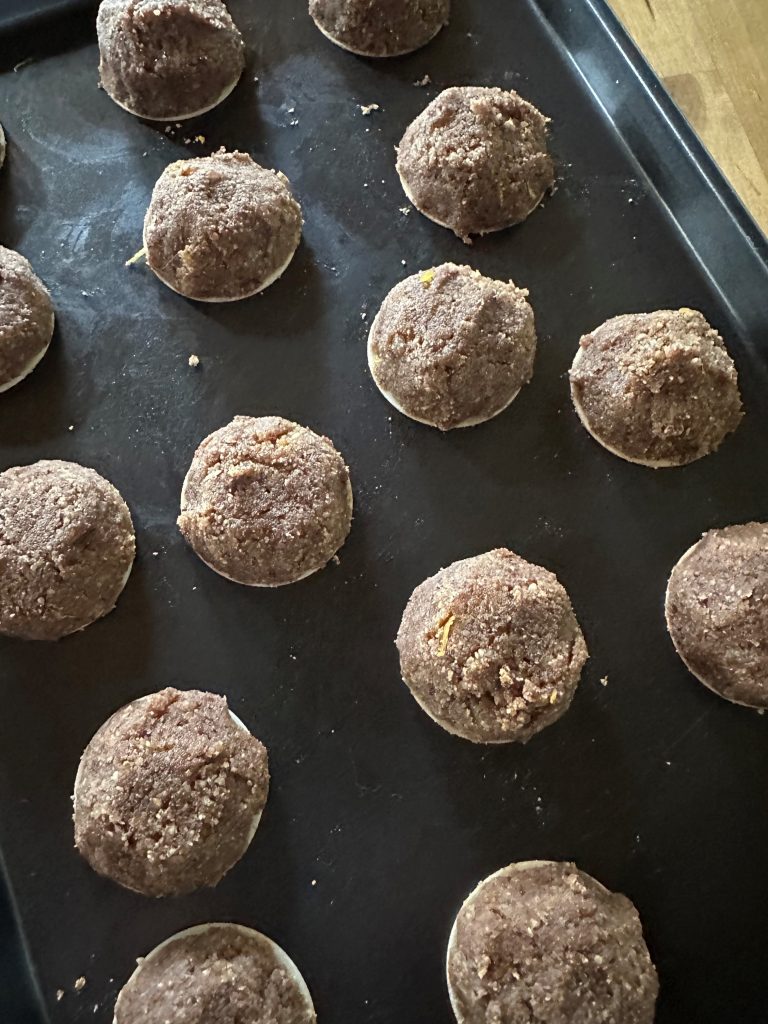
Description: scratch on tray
xmin=13 ymin=57 xmax=34 ymax=72
xmin=643 ymin=0 xmax=656 ymax=18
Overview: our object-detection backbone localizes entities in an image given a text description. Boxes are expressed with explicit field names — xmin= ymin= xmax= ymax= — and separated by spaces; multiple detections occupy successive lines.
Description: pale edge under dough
xmin=398 ymin=172 xmax=547 ymax=238
xmin=445 ymin=861 xmax=611 ymax=1022
xmin=0 ymin=122 xmax=5 ymax=170
xmin=367 ymin=305 xmax=521 ymax=430
xmin=179 ymin=467 xmax=353 ymax=587
xmin=141 ymin=218 xmax=300 ymax=303
xmin=569 ymin=345 xmax=685 ymax=469
xmin=0 ymin=309 xmax=54 ymax=394
xmin=664 ymin=537 xmax=767 ymax=710
xmin=105 ymin=71 xmax=242 ymax=123
xmin=113 ymin=922 xmax=316 ymax=1024
xmin=73 ymin=697 xmax=265 ymax=892
xmin=312 ymin=15 xmax=444 ymax=57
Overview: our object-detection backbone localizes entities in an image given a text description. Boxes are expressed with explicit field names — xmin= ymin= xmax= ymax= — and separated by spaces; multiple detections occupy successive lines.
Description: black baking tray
xmin=1 ymin=1 xmax=768 ymax=1022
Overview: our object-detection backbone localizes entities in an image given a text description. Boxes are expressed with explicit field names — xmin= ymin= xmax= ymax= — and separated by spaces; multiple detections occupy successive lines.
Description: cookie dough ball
xmin=396 ymin=549 xmax=588 ymax=743
xmin=666 ymin=522 xmax=768 ymax=708
xmin=0 ymin=461 xmax=134 ymax=641
xmin=309 ymin=0 xmax=449 ymax=57
xmin=570 ymin=309 xmax=743 ymax=467
xmin=0 ymin=246 xmax=54 ymax=392
xmin=144 ymin=149 xmax=302 ymax=302
xmin=74 ymin=688 xmax=269 ymax=897
xmin=447 ymin=861 xmax=658 ymax=1024
xmin=115 ymin=923 xmax=316 ymax=1023
xmin=179 ymin=416 xmax=353 ymax=586
xmin=368 ymin=263 xmax=536 ymax=430
xmin=396 ymin=86 xmax=555 ymax=241
xmin=97 ymin=0 xmax=245 ymax=121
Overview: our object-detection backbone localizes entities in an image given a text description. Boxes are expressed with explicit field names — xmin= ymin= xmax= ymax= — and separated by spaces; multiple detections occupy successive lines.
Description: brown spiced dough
xmin=144 ymin=149 xmax=302 ymax=301
xmin=0 ymin=245 xmax=54 ymax=391
xmin=74 ymin=688 xmax=269 ymax=897
xmin=396 ymin=549 xmax=588 ymax=743
xmin=97 ymin=0 xmax=245 ymax=120
xmin=179 ymin=416 xmax=353 ymax=586
xmin=569 ymin=309 xmax=743 ymax=467
xmin=666 ymin=522 xmax=768 ymax=709
xmin=448 ymin=862 xmax=658 ymax=1024
xmin=115 ymin=924 xmax=316 ymax=1024
xmin=0 ymin=460 xmax=134 ymax=641
xmin=309 ymin=0 xmax=449 ymax=57
xmin=368 ymin=263 xmax=536 ymax=430
xmin=396 ymin=86 xmax=555 ymax=242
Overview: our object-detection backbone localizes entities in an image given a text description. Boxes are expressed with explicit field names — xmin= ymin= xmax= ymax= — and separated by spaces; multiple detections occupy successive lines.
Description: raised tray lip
xmin=0 ymin=2 xmax=766 ymax=1022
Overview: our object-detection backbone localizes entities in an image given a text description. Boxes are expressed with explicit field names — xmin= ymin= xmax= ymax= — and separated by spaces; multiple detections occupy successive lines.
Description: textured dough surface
xmin=115 ymin=924 xmax=316 ymax=1024
xmin=569 ymin=309 xmax=742 ymax=466
xmin=396 ymin=86 xmax=554 ymax=241
xmin=0 ymin=460 xmax=134 ymax=641
xmin=0 ymin=245 xmax=54 ymax=390
xmin=448 ymin=861 xmax=659 ymax=1024
xmin=145 ymin=150 xmax=302 ymax=301
xmin=396 ymin=549 xmax=588 ymax=743
xmin=666 ymin=522 xmax=768 ymax=708
xmin=179 ymin=415 xmax=352 ymax=586
xmin=74 ymin=688 xmax=269 ymax=896
xmin=369 ymin=263 xmax=536 ymax=430
xmin=97 ymin=0 xmax=245 ymax=119
xmin=309 ymin=0 xmax=449 ymax=56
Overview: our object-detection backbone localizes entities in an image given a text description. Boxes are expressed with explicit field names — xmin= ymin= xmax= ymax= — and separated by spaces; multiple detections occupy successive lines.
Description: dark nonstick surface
xmin=1 ymin=1 xmax=768 ymax=1022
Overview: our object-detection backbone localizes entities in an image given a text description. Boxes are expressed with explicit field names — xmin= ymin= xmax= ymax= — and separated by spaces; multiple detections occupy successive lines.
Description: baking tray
xmin=1 ymin=1 xmax=767 ymax=1021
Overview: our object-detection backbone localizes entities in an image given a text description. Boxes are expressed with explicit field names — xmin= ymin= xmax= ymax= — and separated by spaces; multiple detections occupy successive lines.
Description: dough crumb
xmin=188 ymin=354 xmax=200 ymax=367
xmin=600 ymin=675 xmax=609 ymax=686
xmin=414 ymin=74 xmax=431 ymax=86
xmin=74 ymin=977 xmax=87 ymax=992
xmin=56 ymin=990 xmax=64 ymax=1002
xmin=360 ymin=103 xmax=380 ymax=116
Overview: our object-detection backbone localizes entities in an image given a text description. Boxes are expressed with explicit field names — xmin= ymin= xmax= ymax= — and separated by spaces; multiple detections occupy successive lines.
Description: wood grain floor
xmin=609 ymin=0 xmax=768 ymax=233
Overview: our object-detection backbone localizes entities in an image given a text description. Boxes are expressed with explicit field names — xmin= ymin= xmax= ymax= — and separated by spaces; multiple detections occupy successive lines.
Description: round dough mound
xmin=396 ymin=86 xmax=554 ymax=241
xmin=368 ymin=263 xmax=536 ymax=430
xmin=74 ymin=688 xmax=269 ymax=897
xmin=97 ymin=0 xmax=245 ymax=120
xmin=144 ymin=149 xmax=302 ymax=301
xmin=569 ymin=308 xmax=743 ymax=467
xmin=309 ymin=0 xmax=449 ymax=57
xmin=396 ymin=549 xmax=588 ymax=743
xmin=115 ymin=923 xmax=316 ymax=1024
xmin=178 ymin=415 xmax=353 ymax=586
xmin=666 ymin=522 xmax=768 ymax=709
xmin=0 ymin=460 xmax=134 ymax=641
xmin=0 ymin=245 xmax=54 ymax=392
xmin=447 ymin=861 xmax=658 ymax=1024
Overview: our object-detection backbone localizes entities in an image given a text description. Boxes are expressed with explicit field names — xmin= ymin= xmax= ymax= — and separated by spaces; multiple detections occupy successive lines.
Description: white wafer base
xmin=312 ymin=16 xmax=444 ymax=57
xmin=569 ymin=346 xmax=682 ymax=468
xmin=179 ymin=468 xmax=353 ymax=587
xmin=141 ymin=222 xmax=300 ymax=303
xmin=104 ymin=73 xmax=241 ymax=122
xmin=446 ymin=861 xmax=610 ymax=1021
xmin=114 ymin=922 xmax=316 ymax=1024
xmin=367 ymin=308 xmax=521 ymax=430
xmin=0 ymin=310 xmax=54 ymax=393
xmin=0 ymin=122 xmax=5 ymax=170
xmin=397 ymin=173 xmax=547 ymax=237
xmin=74 ymin=695 xmax=264 ymax=893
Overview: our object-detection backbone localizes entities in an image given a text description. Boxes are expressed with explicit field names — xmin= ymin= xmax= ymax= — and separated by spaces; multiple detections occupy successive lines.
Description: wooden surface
xmin=610 ymin=0 xmax=768 ymax=234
